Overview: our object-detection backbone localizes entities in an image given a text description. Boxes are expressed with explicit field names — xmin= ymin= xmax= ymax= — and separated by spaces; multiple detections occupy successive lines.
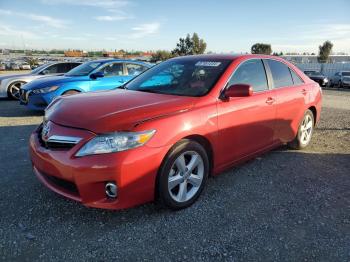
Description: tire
xmin=288 ymin=110 xmax=314 ymax=150
xmin=338 ymin=81 xmax=343 ymax=88
xmin=62 ymin=90 xmax=79 ymax=96
xmin=8 ymin=81 xmax=26 ymax=100
xmin=157 ymin=139 xmax=209 ymax=210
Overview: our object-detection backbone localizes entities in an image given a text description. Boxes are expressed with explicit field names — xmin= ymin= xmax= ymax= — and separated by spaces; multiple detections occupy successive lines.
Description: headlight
xmin=32 ymin=85 xmax=59 ymax=94
xmin=75 ymin=130 xmax=156 ymax=157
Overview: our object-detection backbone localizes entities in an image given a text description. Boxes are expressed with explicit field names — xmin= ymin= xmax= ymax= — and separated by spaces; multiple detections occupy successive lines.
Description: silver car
xmin=0 ymin=62 xmax=81 ymax=99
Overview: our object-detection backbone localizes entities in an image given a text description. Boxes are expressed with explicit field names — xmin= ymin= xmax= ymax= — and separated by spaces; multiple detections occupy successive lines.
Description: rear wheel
xmin=8 ymin=81 xmax=26 ymax=100
xmin=157 ymin=140 xmax=209 ymax=210
xmin=288 ymin=110 xmax=314 ymax=150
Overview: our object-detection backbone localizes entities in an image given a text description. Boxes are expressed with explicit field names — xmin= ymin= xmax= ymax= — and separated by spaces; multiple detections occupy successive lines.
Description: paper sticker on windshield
xmin=195 ymin=61 xmax=221 ymax=67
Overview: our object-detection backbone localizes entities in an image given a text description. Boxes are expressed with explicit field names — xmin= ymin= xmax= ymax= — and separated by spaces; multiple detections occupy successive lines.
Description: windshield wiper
xmin=118 ymin=83 xmax=127 ymax=89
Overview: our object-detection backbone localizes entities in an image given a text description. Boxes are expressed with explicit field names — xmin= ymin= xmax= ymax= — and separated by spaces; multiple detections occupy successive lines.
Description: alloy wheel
xmin=300 ymin=114 xmax=313 ymax=145
xmin=168 ymin=151 xmax=204 ymax=203
xmin=9 ymin=81 xmax=25 ymax=100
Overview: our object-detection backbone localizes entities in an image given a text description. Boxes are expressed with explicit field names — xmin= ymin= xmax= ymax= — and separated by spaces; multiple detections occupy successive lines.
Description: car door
xmin=264 ymin=59 xmax=307 ymax=143
xmin=89 ymin=62 xmax=126 ymax=91
xmin=217 ymin=59 xmax=276 ymax=167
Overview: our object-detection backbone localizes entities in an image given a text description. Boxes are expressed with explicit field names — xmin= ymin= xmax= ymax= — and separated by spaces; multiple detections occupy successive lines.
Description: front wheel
xmin=288 ymin=110 xmax=314 ymax=150
xmin=8 ymin=81 xmax=26 ymax=100
xmin=157 ymin=140 xmax=209 ymax=210
xmin=62 ymin=90 xmax=80 ymax=96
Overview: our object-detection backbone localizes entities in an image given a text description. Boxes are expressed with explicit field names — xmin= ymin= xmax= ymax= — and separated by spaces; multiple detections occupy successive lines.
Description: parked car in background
xmin=0 ymin=62 xmax=81 ymax=99
xmin=0 ymin=64 xmax=5 ymax=70
xmin=329 ymin=71 xmax=350 ymax=88
xmin=9 ymin=63 xmax=20 ymax=70
xmin=304 ymin=70 xmax=329 ymax=87
xmin=29 ymin=54 xmax=322 ymax=210
xmin=20 ymin=63 xmax=31 ymax=70
xmin=20 ymin=59 xmax=151 ymax=110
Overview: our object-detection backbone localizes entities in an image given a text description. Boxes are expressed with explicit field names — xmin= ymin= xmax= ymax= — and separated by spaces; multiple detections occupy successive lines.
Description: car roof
xmin=169 ymin=54 xmax=290 ymax=62
xmin=87 ymin=59 xmax=150 ymax=65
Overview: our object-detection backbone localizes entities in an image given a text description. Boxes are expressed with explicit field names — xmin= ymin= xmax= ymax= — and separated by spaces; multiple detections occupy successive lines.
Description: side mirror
xmin=42 ymin=70 xmax=50 ymax=75
xmin=90 ymin=71 xmax=104 ymax=79
xmin=222 ymin=84 xmax=253 ymax=99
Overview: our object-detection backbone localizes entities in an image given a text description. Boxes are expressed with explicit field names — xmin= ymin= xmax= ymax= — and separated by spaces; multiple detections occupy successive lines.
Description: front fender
xmin=135 ymin=103 xmax=219 ymax=152
xmin=56 ymin=81 xmax=90 ymax=95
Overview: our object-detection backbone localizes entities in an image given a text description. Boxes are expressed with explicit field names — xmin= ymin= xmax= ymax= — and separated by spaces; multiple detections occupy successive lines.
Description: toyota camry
xmin=30 ymin=54 xmax=322 ymax=210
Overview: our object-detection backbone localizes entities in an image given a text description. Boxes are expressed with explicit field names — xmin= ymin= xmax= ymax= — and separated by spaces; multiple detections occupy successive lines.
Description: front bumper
xmin=342 ymin=81 xmax=350 ymax=87
xmin=30 ymin=123 xmax=170 ymax=210
xmin=20 ymin=90 xmax=55 ymax=111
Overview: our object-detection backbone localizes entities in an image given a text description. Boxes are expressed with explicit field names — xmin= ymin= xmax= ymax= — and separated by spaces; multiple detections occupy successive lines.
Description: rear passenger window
xmin=266 ymin=60 xmax=293 ymax=88
xmin=229 ymin=59 xmax=268 ymax=92
xmin=57 ymin=63 xmax=71 ymax=73
xmin=290 ymin=69 xmax=304 ymax=85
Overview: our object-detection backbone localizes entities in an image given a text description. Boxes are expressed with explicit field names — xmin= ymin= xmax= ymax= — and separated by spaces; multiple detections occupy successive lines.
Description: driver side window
xmin=228 ymin=59 xmax=269 ymax=92
xmin=98 ymin=63 xmax=124 ymax=77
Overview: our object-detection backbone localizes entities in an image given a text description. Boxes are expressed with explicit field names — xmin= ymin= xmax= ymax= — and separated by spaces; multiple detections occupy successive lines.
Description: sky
xmin=0 ymin=0 xmax=349 ymax=53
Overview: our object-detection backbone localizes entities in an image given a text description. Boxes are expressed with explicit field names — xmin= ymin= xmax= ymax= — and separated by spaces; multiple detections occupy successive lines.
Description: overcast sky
xmin=0 ymin=0 xmax=349 ymax=53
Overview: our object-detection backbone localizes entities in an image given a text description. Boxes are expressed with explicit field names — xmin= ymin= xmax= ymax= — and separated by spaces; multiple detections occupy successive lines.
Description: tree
xmin=318 ymin=40 xmax=333 ymax=63
xmin=251 ymin=43 xmax=272 ymax=55
xmin=150 ymin=50 xmax=173 ymax=62
xmin=172 ymin=33 xmax=207 ymax=56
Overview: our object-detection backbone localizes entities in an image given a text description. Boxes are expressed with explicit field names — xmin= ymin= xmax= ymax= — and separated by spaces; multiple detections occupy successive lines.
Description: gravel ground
xmin=0 ymin=90 xmax=349 ymax=261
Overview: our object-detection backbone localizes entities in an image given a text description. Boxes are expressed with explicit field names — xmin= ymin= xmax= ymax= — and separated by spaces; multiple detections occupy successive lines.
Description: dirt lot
xmin=0 ymin=90 xmax=349 ymax=261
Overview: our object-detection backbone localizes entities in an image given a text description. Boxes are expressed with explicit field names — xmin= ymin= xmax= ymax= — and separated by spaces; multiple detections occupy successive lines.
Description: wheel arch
xmin=182 ymin=135 xmax=214 ymax=176
xmin=308 ymin=106 xmax=317 ymax=125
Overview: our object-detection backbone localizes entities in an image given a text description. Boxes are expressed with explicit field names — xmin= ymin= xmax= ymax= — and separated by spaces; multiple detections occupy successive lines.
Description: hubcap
xmin=10 ymin=82 xmax=24 ymax=99
xmin=300 ymin=114 xmax=313 ymax=145
xmin=168 ymin=151 xmax=204 ymax=203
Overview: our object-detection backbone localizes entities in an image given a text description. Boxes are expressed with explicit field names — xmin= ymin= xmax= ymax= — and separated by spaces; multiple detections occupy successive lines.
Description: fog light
xmin=105 ymin=182 xmax=117 ymax=198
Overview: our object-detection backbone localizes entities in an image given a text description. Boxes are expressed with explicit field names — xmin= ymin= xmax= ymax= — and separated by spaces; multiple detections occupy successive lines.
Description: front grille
xmin=37 ymin=126 xmax=77 ymax=150
xmin=43 ymin=173 xmax=79 ymax=195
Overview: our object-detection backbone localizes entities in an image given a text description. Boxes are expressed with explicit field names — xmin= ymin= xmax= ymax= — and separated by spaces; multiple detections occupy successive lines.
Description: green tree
xmin=251 ymin=43 xmax=272 ymax=55
xmin=172 ymin=33 xmax=207 ymax=56
xmin=150 ymin=50 xmax=173 ymax=62
xmin=317 ymin=40 xmax=333 ymax=63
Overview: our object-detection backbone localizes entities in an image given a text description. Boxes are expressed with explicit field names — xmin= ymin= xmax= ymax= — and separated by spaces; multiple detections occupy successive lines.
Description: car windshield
xmin=125 ymin=58 xmax=231 ymax=97
xmin=31 ymin=64 xmax=48 ymax=74
xmin=342 ymin=72 xmax=350 ymax=76
xmin=65 ymin=62 xmax=103 ymax=76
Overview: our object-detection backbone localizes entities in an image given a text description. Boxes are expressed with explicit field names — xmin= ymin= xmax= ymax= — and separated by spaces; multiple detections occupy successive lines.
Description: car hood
xmin=46 ymin=89 xmax=196 ymax=133
xmin=0 ymin=73 xmax=31 ymax=81
xmin=22 ymin=75 xmax=87 ymax=90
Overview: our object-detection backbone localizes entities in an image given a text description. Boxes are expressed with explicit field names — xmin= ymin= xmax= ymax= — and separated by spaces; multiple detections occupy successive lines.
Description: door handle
xmin=301 ymin=89 xmax=307 ymax=95
xmin=265 ymin=97 xmax=275 ymax=105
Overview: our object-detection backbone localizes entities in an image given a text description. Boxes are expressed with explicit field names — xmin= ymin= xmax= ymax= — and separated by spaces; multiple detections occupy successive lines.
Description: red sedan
xmin=30 ymin=54 xmax=322 ymax=210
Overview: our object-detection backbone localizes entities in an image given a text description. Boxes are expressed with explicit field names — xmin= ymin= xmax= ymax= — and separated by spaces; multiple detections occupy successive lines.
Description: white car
xmin=20 ymin=63 xmax=31 ymax=70
xmin=0 ymin=62 xmax=81 ymax=99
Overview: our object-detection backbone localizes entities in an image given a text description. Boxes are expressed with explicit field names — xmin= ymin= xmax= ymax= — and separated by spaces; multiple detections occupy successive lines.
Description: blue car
xmin=20 ymin=59 xmax=151 ymax=110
